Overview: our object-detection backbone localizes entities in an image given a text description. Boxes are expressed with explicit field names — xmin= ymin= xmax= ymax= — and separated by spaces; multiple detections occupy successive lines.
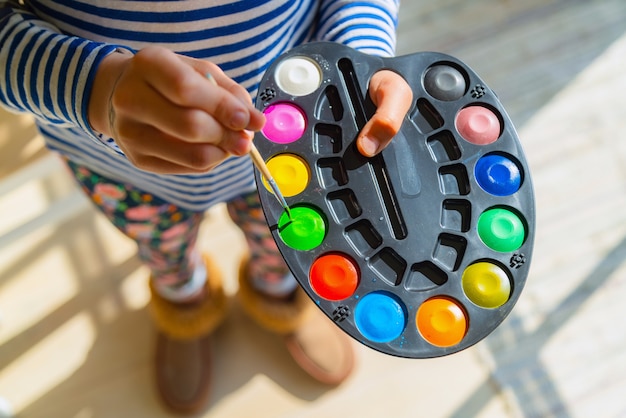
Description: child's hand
xmin=88 ymin=46 xmax=265 ymax=174
xmin=357 ymin=70 xmax=413 ymax=157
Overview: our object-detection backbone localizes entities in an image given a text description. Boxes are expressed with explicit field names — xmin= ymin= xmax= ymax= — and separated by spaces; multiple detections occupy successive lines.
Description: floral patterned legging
xmin=65 ymin=159 xmax=290 ymax=298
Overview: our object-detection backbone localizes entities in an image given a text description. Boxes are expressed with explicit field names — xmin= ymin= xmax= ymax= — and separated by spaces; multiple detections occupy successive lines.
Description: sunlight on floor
xmin=0 ymin=313 xmax=95 ymax=413
xmin=0 ymin=242 xmax=79 ymax=344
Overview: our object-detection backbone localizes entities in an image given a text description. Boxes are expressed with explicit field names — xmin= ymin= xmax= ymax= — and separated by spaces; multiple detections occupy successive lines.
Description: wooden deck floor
xmin=1 ymin=2 xmax=626 ymax=417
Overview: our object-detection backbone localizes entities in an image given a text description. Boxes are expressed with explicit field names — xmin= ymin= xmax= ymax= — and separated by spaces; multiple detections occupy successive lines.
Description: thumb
xmin=357 ymin=70 xmax=413 ymax=157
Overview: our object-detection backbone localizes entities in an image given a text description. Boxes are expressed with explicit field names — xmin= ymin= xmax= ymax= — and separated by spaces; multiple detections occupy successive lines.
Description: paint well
xmin=416 ymin=297 xmax=467 ymax=347
xmin=309 ymin=253 xmax=359 ymax=300
xmin=355 ymin=291 xmax=407 ymax=343
xmin=424 ymin=65 xmax=466 ymax=101
xmin=262 ymin=103 xmax=306 ymax=144
xmin=462 ymin=262 xmax=511 ymax=308
xmin=265 ymin=154 xmax=310 ymax=197
xmin=477 ymin=207 xmax=526 ymax=252
xmin=275 ymin=57 xmax=322 ymax=96
xmin=277 ymin=206 xmax=326 ymax=251
xmin=455 ymin=106 xmax=501 ymax=145
xmin=475 ymin=153 xmax=521 ymax=196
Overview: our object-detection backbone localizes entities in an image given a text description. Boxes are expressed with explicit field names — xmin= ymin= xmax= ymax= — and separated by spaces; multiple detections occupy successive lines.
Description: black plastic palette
xmin=252 ymin=42 xmax=535 ymax=358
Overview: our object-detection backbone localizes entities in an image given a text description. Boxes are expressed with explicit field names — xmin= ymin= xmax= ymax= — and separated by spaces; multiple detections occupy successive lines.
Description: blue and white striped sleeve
xmin=314 ymin=0 xmax=400 ymax=57
xmin=0 ymin=0 xmax=120 ymax=135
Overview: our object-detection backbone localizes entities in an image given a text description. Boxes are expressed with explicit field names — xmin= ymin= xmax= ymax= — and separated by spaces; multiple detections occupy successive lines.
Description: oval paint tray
xmin=252 ymin=42 xmax=535 ymax=358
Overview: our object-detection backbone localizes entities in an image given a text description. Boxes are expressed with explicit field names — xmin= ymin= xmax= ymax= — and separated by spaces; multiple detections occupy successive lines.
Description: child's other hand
xmin=88 ymin=46 xmax=265 ymax=174
xmin=357 ymin=70 xmax=413 ymax=157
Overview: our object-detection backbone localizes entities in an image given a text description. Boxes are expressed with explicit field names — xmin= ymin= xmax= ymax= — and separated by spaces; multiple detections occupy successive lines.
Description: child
xmin=0 ymin=0 xmax=413 ymax=414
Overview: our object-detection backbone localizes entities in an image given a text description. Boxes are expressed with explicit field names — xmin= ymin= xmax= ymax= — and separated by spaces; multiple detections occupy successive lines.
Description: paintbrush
xmin=248 ymin=144 xmax=292 ymax=219
xmin=205 ymin=73 xmax=291 ymax=219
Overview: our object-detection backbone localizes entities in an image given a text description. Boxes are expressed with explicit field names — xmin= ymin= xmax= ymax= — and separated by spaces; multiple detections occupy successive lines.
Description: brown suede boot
xmin=148 ymin=255 xmax=228 ymax=415
xmin=237 ymin=256 xmax=355 ymax=385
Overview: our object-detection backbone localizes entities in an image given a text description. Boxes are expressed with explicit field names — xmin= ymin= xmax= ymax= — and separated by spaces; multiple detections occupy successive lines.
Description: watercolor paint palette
xmin=252 ymin=42 xmax=535 ymax=358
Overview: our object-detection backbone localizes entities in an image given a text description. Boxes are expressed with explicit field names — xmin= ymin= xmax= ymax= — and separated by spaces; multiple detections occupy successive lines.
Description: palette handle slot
xmin=338 ymin=58 xmax=369 ymax=130
xmin=370 ymin=155 xmax=407 ymax=240
xmin=338 ymin=58 xmax=407 ymax=241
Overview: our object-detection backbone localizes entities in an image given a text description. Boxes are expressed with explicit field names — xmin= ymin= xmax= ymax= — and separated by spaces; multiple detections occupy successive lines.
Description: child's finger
xmin=179 ymin=53 xmax=266 ymax=131
xmin=199 ymin=69 xmax=266 ymax=133
xmin=136 ymin=47 xmax=262 ymax=132
xmin=182 ymin=55 xmax=255 ymax=106
xmin=115 ymin=121 xmax=231 ymax=173
xmin=357 ymin=70 xmax=413 ymax=157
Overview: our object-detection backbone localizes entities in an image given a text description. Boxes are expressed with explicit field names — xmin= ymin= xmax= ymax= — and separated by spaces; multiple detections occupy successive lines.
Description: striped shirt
xmin=0 ymin=0 xmax=399 ymax=211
